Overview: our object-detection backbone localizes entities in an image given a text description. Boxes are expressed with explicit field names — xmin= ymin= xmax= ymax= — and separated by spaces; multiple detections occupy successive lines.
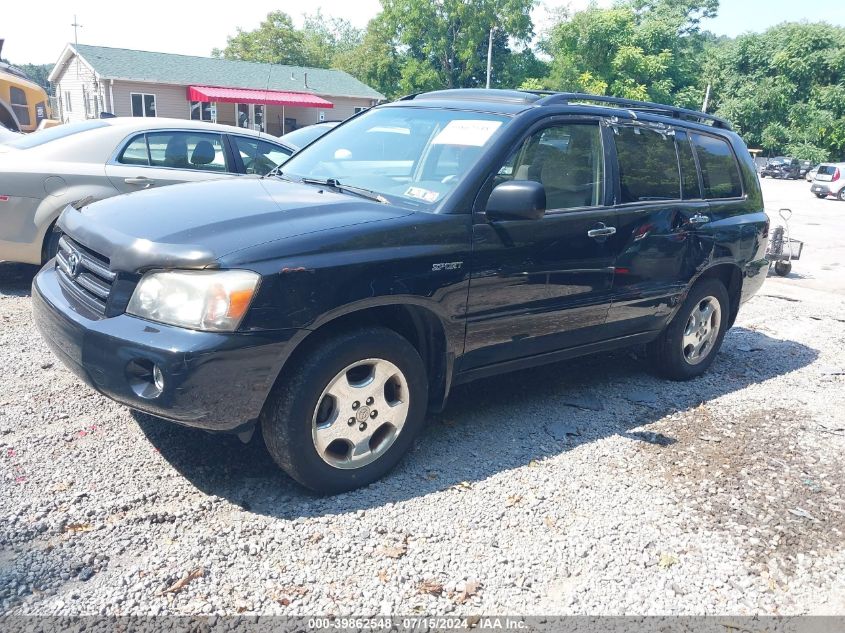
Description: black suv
xmin=33 ymin=90 xmax=769 ymax=493
xmin=760 ymin=156 xmax=800 ymax=179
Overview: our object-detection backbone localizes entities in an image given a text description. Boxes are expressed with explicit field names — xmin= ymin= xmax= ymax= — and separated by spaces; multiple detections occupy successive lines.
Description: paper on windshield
xmin=431 ymin=120 xmax=502 ymax=147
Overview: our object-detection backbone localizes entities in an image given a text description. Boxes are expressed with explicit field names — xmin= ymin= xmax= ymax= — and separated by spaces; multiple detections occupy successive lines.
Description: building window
xmin=190 ymin=101 xmax=214 ymax=122
xmin=353 ymin=107 xmax=368 ymax=114
xmin=64 ymin=91 xmax=72 ymax=113
xmin=82 ymin=86 xmax=91 ymax=118
xmin=131 ymin=93 xmax=156 ymax=117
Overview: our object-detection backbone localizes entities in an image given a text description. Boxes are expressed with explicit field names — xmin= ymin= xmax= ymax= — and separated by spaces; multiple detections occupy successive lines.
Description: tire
xmin=838 ymin=188 xmax=845 ymax=202
xmin=261 ymin=327 xmax=428 ymax=494
xmin=648 ymin=278 xmax=730 ymax=381
xmin=42 ymin=226 xmax=62 ymax=263
xmin=775 ymin=261 xmax=792 ymax=276
xmin=815 ymin=193 xmax=826 ymax=199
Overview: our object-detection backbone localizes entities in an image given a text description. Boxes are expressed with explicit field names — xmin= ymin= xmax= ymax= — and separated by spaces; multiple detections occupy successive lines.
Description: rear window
xmin=818 ymin=165 xmax=838 ymax=176
xmin=690 ymin=134 xmax=743 ymax=199
xmin=614 ymin=125 xmax=681 ymax=203
xmin=6 ymin=120 xmax=109 ymax=149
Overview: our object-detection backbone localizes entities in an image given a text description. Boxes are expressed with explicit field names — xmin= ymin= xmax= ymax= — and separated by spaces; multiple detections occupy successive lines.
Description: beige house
xmin=48 ymin=44 xmax=385 ymax=136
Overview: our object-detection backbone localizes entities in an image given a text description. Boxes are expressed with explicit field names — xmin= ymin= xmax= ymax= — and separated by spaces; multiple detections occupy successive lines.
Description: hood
xmin=58 ymin=178 xmax=412 ymax=272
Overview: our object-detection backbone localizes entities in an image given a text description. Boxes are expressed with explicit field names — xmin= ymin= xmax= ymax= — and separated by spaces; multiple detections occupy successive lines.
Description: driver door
xmin=461 ymin=120 xmax=617 ymax=370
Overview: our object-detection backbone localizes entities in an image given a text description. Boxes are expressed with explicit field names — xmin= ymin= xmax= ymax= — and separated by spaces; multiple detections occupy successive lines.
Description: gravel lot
xmin=1 ymin=178 xmax=843 ymax=616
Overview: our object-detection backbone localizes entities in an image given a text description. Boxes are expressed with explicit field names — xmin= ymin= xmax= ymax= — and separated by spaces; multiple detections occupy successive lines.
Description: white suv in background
xmin=811 ymin=163 xmax=845 ymax=201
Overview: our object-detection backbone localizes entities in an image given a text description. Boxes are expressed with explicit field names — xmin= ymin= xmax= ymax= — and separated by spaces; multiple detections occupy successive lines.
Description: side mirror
xmin=485 ymin=180 xmax=546 ymax=221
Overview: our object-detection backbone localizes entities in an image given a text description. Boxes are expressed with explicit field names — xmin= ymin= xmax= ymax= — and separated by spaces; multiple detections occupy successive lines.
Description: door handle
xmin=124 ymin=176 xmax=155 ymax=186
xmin=689 ymin=213 xmax=710 ymax=225
xmin=587 ymin=225 xmax=617 ymax=238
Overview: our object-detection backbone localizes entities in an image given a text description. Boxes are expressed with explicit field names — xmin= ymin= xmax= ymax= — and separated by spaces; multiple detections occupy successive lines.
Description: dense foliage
xmin=210 ymin=0 xmax=845 ymax=160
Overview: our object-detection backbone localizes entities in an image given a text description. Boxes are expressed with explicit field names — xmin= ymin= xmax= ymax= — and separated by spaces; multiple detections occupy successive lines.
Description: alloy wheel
xmin=681 ymin=296 xmax=722 ymax=365
xmin=311 ymin=358 xmax=410 ymax=469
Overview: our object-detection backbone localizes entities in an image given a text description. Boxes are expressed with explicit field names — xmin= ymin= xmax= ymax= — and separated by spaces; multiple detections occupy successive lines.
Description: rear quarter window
xmin=691 ymin=133 xmax=743 ymax=199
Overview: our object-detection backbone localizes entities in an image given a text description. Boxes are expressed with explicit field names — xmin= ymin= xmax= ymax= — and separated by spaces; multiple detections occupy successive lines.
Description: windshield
xmin=6 ymin=120 xmax=109 ymax=149
xmin=279 ymin=107 xmax=510 ymax=208
xmin=281 ymin=123 xmax=337 ymax=149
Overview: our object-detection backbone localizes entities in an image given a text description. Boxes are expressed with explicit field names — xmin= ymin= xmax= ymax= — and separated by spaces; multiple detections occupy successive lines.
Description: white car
xmin=0 ymin=118 xmax=293 ymax=264
xmin=810 ymin=163 xmax=845 ymax=201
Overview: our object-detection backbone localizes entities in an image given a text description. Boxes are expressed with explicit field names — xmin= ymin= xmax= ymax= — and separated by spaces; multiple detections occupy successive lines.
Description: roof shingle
xmin=70 ymin=44 xmax=385 ymax=100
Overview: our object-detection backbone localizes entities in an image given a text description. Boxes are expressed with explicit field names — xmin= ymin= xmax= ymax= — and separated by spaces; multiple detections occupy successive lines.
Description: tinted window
xmin=676 ymin=132 xmax=701 ymax=200
xmin=818 ymin=165 xmax=838 ymax=176
xmin=498 ymin=123 xmax=604 ymax=210
xmin=145 ymin=132 xmax=227 ymax=172
xmin=231 ymin=136 xmax=292 ymax=175
xmin=118 ymin=135 xmax=149 ymax=165
xmin=691 ymin=134 xmax=743 ymax=199
xmin=614 ymin=126 xmax=680 ymax=203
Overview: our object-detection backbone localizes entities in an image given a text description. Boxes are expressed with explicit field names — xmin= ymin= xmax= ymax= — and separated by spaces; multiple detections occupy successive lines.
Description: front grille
xmin=55 ymin=236 xmax=116 ymax=315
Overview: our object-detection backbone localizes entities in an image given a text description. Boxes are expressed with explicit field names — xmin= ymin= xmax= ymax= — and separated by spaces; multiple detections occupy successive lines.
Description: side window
xmin=232 ymin=136 xmax=292 ymax=175
xmin=10 ymin=87 xmax=30 ymax=126
xmin=676 ymin=132 xmax=701 ymax=200
xmin=614 ymin=125 xmax=680 ymax=203
xmin=497 ymin=122 xmax=604 ymax=210
xmin=145 ymin=132 xmax=227 ymax=172
xmin=690 ymin=133 xmax=743 ymax=199
xmin=118 ymin=134 xmax=150 ymax=166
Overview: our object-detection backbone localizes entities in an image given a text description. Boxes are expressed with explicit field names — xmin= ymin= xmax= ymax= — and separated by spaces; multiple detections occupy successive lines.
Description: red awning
xmin=186 ymin=86 xmax=333 ymax=108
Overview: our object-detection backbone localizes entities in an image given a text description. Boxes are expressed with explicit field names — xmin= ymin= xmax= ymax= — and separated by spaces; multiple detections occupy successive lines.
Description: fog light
xmin=153 ymin=364 xmax=165 ymax=392
xmin=126 ymin=359 xmax=164 ymax=399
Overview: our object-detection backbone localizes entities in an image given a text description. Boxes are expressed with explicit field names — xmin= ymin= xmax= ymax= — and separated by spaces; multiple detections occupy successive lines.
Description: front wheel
xmin=261 ymin=327 xmax=428 ymax=494
xmin=774 ymin=261 xmax=792 ymax=276
xmin=648 ymin=279 xmax=730 ymax=381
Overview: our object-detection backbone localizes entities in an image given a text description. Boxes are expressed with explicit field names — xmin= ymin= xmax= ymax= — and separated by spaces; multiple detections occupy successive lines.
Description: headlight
xmin=127 ymin=270 xmax=261 ymax=332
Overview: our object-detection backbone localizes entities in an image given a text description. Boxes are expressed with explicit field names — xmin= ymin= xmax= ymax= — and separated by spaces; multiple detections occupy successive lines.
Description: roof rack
xmin=529 ymin=92 xmax=732 ymax=130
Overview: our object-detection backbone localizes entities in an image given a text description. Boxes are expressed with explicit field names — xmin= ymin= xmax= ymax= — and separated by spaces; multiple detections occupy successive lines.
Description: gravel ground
xmin=1 ymin=179 xmax=843 ymax=616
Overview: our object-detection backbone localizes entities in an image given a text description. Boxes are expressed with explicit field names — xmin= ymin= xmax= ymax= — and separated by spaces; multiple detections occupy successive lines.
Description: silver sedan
xmin=0 ymin=118 xmax=293 ymax=264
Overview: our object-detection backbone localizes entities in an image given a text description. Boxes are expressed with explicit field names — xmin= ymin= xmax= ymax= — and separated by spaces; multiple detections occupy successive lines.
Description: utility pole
xmin=486 ymin=27 xmax=494 ymax=89
xmin=702 ymin=83 xmax=711 ymax=113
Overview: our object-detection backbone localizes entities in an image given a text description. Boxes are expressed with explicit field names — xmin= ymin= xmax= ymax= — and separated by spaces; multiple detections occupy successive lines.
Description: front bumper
xmin=32 ymin=265 xmax=300 ymax=431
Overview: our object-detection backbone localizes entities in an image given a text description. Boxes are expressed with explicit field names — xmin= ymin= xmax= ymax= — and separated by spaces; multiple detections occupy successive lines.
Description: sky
xmin=2 ymin=0 xmax=843 ymax=65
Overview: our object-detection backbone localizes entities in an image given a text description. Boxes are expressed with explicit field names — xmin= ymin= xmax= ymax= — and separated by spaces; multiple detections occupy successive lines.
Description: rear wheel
xmin=648 ymin=279 xmax=730 ymax=381
xmin=774 ymin=261 xmax=792 ymax=276
xmin=838 ymin=188 xmax=845 ymax=202
xmin=815 ymin=193 xmax=826 ymax=199
xmin=261 ymin=327 xmax=428 ymax=494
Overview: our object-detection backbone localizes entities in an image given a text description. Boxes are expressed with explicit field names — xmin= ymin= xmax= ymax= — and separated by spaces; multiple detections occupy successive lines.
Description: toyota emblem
xmin=67 ymin=252 xmax=82 ymax=278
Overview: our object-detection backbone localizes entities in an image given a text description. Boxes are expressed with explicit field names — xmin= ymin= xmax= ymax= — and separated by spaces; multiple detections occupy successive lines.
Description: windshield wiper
xmin=300 ymin=177 xmax=389 ymax=204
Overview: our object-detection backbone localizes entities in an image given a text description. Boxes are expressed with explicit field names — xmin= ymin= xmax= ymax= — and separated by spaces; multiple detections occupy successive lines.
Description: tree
xmin=212 ymin=11 xmax=308 ymax=66
xmin=378 ymin=0 xmax=537 ymax=92
xmin=706 ymin=22 xmax=845 ymax=159
xmin=542 ymin=0 xmax=717 ymax=104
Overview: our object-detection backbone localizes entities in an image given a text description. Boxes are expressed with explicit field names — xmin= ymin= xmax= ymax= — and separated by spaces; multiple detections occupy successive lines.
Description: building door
xmin=235 ymin=103 xmax=265 ymax=131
